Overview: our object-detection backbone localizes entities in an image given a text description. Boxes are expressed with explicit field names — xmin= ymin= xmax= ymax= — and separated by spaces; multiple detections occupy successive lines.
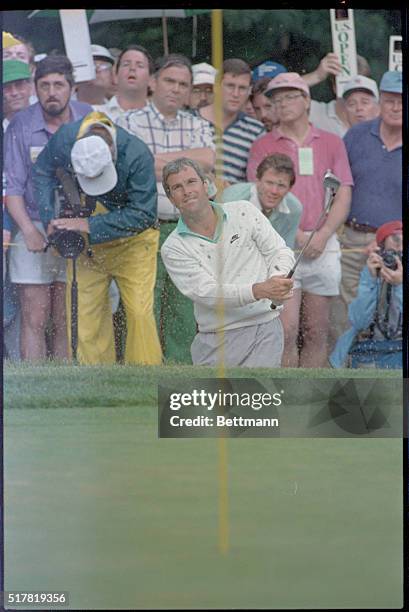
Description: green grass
xmin=4 ymin=361 xmax=400 ymax=410
xmin=3 ymin=363 xmax=403 ymax=609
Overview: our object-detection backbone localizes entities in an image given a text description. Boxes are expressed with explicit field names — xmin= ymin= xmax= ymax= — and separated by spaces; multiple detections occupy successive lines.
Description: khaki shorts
xmin=293 ymin=232 xmax=341 ymax=296
xmin=9 ymin=221 xmax=66 ymax=284
xmin=191 ymin=317 xmax=284 ymax=368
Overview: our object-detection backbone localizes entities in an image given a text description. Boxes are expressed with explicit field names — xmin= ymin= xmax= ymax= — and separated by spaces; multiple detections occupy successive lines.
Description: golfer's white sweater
xmin=161 ymin=200 xmax=295 ymax=332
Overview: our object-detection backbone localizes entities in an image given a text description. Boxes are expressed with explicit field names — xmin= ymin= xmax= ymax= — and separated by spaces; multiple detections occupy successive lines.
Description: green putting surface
xmin=3 ymin=364 xmax=403 ymax=610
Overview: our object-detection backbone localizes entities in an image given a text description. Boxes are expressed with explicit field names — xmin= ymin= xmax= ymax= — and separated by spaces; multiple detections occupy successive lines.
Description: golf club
xmin=271 ymin=169 xmax=341 ymax=310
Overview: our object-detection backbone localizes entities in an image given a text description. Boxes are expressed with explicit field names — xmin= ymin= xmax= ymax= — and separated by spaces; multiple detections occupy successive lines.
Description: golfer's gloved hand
xmin=252 ymin=275 xmax=294 ymax=303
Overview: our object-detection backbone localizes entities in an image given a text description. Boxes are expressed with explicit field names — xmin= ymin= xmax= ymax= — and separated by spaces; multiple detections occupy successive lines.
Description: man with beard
xmin=4 ymin=55 xmax=92 ymax=361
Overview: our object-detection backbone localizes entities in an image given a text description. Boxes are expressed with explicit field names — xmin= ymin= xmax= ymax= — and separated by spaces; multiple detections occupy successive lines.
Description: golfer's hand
xmin=303 ymin=230 xmax=329 ymax=259
xmin=23 ymin=225 xmax=47 ymax=252
xmin=50 ymin=218 xmax=90 ymax=233
xmin=380 ymin=257 xmax=403 ymax=285
xmin=252 ymin=275 xmax=294 ymax=302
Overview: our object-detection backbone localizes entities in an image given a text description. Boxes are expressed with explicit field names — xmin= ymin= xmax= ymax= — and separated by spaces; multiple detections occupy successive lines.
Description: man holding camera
xmin=330 ymin=221 xmax=402 ymax=369
xmin=33 ymin=111 xmax=162 ymax=365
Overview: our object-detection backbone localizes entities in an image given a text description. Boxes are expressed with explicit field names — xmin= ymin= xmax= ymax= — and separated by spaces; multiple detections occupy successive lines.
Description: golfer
xmin=160 ymin=157 xmax=295 ymax=367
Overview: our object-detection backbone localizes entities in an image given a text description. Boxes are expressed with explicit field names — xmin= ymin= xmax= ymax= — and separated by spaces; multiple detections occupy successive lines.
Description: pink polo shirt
xmin=247 ymin=124 xmax=353 ymax=231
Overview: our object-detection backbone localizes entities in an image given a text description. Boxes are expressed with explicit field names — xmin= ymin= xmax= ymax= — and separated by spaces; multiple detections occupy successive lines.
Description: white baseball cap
xmin=91 ymin=44 xmax=114 ymax=64
xmin=192 ymin=62 xmax=217 ymax=86
xmin=71 ymin=135 xmax=117 ymax=196
xmin=342 ymin=75 xmax=379 ymax=100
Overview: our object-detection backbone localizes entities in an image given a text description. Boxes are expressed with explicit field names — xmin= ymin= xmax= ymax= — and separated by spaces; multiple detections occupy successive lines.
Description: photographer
xmin=32 ymin=111 xmax=162 ymax=365
xmin=330 ymin=221 xmax=402 ymax=369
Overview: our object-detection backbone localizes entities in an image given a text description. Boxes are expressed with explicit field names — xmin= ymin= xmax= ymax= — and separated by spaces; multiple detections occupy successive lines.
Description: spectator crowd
xmin=2 ymin=28 xmax=403 ymax=369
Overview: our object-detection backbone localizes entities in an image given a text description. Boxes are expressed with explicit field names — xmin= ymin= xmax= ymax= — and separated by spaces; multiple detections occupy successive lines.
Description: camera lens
xmin=380 ymin=249 xmax=399 ymax=270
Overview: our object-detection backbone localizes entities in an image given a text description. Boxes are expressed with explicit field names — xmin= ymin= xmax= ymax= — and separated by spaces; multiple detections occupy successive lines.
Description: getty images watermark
xmin=168 ymin=387 xmax=282 ymax=429
xmin=158 ymin=378 xmax=404 ymax=438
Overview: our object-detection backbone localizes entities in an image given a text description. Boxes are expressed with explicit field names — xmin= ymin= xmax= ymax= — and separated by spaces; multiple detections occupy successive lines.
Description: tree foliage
xmin=4 ymin=9 xmax=402 ymax=101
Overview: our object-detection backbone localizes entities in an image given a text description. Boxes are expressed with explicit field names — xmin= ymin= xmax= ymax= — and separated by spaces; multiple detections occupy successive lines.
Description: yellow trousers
xmin=66 ymin=228 xmax=162 ymax=365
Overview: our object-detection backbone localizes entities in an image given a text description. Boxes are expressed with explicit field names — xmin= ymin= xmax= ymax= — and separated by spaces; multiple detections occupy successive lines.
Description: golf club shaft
xmin=287 ymin=189 xmax=336 ymax=278
xmin=270 ymin=190 xmax=336 ymax=309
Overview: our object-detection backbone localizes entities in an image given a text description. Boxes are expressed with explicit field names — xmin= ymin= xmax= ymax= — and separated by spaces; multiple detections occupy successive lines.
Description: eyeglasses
xmin=94 ymin=62 xmax=112 ymax=73
xmin=270 ymin=92 xmax=304 ymax=106
xmin=192 ymin=86 xmax=213 ymax=95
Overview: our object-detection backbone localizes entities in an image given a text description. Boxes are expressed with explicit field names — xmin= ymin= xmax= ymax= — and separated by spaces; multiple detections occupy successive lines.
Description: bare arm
xmin=154 ymin=147 xmax=215 ymax=180
xmin=302 ymin=185 xmax=351 ymax=258
xmin=321 ymin=185 xmax=351 ymax=237
xmin=6 ymin=195 xmax=47 ymax=252
xmin=302 ymin=52 xmax=342 ymax=88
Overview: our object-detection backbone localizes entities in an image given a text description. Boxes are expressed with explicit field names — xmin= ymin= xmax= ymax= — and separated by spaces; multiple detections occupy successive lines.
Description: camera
xmin=379 ymin=249 xmax=402 ymax=271
xmin=54 ymin=167 xmax=97 ymax=220
xmin=46 ymin=168 xmax=97 ymax=259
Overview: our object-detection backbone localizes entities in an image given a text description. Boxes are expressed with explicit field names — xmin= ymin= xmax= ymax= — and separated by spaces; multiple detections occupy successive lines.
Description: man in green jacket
xmin=221 ymin=153 xmax=302 ymax=249
xmin=33 ymin=111 xmax=162 ymax=365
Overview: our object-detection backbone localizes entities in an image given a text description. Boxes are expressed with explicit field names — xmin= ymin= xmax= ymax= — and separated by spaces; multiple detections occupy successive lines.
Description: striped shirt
xmin=117 ymin=102 xmax=215 ymax=219
xmin=201 ymin=111 xmax=265 ymax=184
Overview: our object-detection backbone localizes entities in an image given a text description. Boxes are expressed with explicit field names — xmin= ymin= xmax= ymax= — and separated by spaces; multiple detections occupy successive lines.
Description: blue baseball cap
xmin=379 ymin=70 xmax=402 ymax=94
xmin=252 ymin=61 xmax=287 ymax=82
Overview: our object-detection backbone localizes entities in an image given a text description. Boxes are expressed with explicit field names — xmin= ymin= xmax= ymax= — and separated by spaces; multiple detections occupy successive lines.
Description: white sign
xmin=389 ymin=36 xmax=402 ymax=72
xmin=59 ymin=9 xmax=95 ymax=83
xmin=330 ymin=8 xmax=358 ymax=98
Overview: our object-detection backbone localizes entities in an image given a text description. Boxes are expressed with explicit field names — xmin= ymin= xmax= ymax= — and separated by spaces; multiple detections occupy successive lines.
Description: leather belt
xmin=159 ymin=219 xmax=178 ymax=224
xmin=345 ymin=220 xmax=377 ymax=233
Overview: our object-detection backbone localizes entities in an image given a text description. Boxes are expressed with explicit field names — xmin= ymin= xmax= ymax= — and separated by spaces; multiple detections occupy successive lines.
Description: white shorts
xmin=293 ymin=232 xmax=341 ymax=296
xmin=9 ymin=221 xmax=66 ymax=285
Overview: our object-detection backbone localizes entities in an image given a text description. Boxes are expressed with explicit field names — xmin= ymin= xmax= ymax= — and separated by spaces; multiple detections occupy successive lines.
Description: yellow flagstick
xmin=212 ymin=8 xmax=229 ymax=556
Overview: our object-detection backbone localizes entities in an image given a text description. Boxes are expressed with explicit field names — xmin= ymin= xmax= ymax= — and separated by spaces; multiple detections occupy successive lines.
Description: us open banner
xmin=59 ymin=9 xmax=95 ymax=83
xmin=389 ymin=36 xmax=402 ymax=71
xmin=158 ymin=378 xmax=403 ymax=438
xmin=330 ymin=8 xmax=358 ymax=98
